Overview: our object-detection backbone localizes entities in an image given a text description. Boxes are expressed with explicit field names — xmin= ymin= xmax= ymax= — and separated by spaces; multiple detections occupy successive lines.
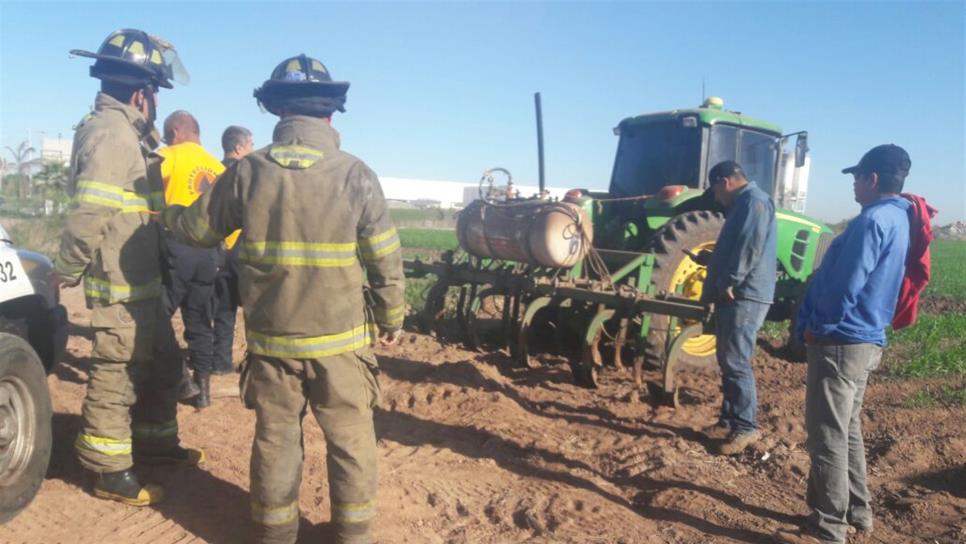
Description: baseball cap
xmin=842 ymin=144 xmax=911 ymax=176
xmin=708 ymin=160 xmax=744 ymax=185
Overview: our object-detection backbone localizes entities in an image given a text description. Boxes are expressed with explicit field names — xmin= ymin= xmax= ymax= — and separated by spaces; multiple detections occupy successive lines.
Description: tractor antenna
xmin=701 ymin=77 xmax=706 ymax=102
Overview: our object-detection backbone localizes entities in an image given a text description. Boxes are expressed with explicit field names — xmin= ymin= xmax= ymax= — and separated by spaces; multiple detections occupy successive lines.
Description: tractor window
xmin=708 ymin=125 xmax=738 ymax=174
xmin=609 ymin=121 xmax=702 ymax=197
xmin=708 ymin=125 xmax=778 ymax=195
xmin=738 ymin=130 xmax=777 ymax=196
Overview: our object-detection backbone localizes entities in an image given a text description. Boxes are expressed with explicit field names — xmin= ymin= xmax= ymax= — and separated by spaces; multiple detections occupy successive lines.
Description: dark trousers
xmin=213 ymin=244 xmax=240 ymax=372
xmin=162 ymin=237 xmax=218 ymax=375
xmin=713 ymin=299 xmax=770 ymax=434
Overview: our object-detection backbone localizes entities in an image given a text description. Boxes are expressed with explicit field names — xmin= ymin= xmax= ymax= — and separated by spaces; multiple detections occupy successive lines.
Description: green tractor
xmin=585 ymin=96 xmax=832 ymax=369
xmin=405 ymin=96 xmax=832 ymax=389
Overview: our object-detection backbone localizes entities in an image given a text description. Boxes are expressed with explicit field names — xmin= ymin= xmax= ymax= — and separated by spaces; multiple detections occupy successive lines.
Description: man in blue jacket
xmin=700 ymin=160 xmax=777 ymax=455
xmin=776 ymin=145 xmax=912 ymax=544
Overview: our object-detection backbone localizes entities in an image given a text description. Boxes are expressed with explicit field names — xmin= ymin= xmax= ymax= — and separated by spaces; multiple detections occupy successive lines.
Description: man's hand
xmin=378 ymin=329 xmax=403 ymax=346
xmin=719 ymin=286 xmax=736 ymax=303
xmin=804 ymin=330 xmax=817 ymax=345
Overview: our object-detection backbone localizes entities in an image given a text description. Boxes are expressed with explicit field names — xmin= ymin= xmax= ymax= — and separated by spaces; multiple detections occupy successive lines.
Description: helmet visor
xmin=149 ymin=34 xmax=190 ymax=85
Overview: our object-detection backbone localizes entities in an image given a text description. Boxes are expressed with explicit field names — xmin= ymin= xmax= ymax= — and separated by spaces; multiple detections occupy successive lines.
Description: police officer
xmin=55 ymin=29 xmax=204 ymax=505
xmin=163 ymin=55 xmax=405 ymax=544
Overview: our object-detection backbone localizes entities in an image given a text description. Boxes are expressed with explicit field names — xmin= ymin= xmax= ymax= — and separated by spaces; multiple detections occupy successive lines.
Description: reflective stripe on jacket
xmin=55 ymin=92 xmax=166 ymax=305
xmin=163 ymin=115 xmax=405 ymax=358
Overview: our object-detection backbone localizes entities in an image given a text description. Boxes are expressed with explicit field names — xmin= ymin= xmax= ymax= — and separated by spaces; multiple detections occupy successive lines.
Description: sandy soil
xmin=1 ymin=286 xmax=963 ymax=543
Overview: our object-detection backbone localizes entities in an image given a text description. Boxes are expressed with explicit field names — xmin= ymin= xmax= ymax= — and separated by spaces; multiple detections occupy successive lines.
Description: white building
xmin=378 ymin=176 xmax=572 ymax=209
xmin=379 ymin=177 xmax=472 ymax=209
xmin=40 ymin=137 xmax=72 ymax=164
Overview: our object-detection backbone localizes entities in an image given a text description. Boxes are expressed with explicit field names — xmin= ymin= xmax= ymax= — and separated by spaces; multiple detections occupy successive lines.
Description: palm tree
xmin=34 ymin=161 xmax=69 ymax=200
xmin=4 ymin=141 xmax=44 ymax=198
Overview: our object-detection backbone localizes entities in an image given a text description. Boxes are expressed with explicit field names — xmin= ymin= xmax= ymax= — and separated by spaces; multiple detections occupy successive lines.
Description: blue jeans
xmin=714 ymin=300 xmax=769 ymax=434
xmin=805 ymin=342 xmax=881 ymax=543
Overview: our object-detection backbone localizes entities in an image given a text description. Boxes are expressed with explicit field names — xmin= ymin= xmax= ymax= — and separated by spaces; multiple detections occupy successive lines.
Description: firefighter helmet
xmin=71 ymin=29 xmax=188 ymax=89
xmin=254 ymin=54 xmax=349 ymax=115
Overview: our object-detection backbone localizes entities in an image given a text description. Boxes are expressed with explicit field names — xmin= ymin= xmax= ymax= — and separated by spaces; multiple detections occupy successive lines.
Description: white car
xmin=0 ymin=224 xmax=68 ymax=523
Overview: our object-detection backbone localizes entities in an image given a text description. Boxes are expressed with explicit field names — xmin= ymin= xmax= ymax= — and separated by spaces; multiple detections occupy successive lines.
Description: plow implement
xmin=404 ymin=244 xmax=714 ymax=405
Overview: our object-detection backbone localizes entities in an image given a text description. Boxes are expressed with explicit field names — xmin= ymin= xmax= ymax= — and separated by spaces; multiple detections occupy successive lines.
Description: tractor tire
xmin=642 ymin=210 xmax=725 ymax=371
xmin=0 ymin=332 xmax=52 ymax=524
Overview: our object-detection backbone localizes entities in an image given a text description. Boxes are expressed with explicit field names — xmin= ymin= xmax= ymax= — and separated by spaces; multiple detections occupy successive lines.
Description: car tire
xmin=0 ymin=332 xmax=52 ymax=524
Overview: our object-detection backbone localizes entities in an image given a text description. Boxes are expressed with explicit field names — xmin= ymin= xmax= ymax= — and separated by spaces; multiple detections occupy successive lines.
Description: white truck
xmin=0 ymin=224 xmax=68 ymax=522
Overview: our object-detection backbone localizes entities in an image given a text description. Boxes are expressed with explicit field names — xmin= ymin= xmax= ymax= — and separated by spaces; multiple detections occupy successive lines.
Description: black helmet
xmin=254 ymin=54 xmax=350 ymax=116
xmin=71 ymin=29 xmax=188 ymax=89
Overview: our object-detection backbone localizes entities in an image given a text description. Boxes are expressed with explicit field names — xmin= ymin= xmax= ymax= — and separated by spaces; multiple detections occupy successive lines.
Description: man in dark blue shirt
xmin=776 ymin=145 xmax=912 ymax=544
xmin=699 ymin=161 xmax=776 ymax=455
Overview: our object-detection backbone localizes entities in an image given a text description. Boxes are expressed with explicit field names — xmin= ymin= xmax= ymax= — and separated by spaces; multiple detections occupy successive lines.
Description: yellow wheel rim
xmin=669 ymin=241 xmax=717 ymax=357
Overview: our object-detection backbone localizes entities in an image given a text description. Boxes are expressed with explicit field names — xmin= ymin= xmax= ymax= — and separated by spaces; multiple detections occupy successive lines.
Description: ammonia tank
xmin=456 ymin=199 xmax=592 ymax=268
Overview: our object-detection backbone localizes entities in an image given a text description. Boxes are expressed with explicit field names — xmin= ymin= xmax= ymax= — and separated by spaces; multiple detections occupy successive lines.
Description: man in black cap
xmin=776 ymin=145 xmax=912 ymax=544
xmin=699 ymin=160 xmax=777 ymax=455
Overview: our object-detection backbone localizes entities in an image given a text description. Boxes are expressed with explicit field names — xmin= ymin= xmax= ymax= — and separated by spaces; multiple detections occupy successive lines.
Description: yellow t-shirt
xmin=158 ymin=142 xmax=241 ymax=248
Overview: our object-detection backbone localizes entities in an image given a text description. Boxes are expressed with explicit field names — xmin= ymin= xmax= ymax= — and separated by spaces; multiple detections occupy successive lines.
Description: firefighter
xmin=55 ymin=29 xmax=204 ymax=506
xmin=162 ymin=54 xmax=405 ymax=544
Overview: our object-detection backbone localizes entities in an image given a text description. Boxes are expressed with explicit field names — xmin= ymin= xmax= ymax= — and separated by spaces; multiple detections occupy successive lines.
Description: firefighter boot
xmin=91 ymin=469 xmax=164 ymax=506
xmin=135 ymin=445 xmax=206 ymax=466
xmin=194 ymin=371 xmax=211 ymax=409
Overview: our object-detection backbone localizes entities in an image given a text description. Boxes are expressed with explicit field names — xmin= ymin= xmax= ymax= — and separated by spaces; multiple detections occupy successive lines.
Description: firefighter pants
xmin=75 ymin=298 xmax=183 ymax=473
xmin=241 ymin=350 xmax=380 ymax=544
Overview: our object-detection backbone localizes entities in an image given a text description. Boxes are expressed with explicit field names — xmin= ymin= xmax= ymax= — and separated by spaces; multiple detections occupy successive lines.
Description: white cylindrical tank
xmin=456 ymin=199 xmax=592 ymax=268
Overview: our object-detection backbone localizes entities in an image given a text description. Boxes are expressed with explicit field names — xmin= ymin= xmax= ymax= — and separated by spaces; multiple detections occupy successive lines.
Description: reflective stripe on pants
xmin=246 ymin=350 xmax=379 ymax=544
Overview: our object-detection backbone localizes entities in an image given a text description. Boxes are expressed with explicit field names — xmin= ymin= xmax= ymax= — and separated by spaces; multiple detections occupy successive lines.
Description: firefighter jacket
xmin=162 ymin=115 xmax=405 ymax=359
xmin=55 ymin=92 xmax=166 ymax=307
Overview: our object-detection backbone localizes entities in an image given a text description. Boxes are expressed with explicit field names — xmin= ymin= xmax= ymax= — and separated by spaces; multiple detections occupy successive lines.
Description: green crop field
xmin=399 ymin=228 xmax=459 ymax=251
xmin=886 ymin=239 xmax=966 ymax=406
xmin=924 ymin=239 xmax=966 ymax=299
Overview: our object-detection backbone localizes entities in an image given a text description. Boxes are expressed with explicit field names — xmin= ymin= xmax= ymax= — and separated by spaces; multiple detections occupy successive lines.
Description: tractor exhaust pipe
xmin=534 ymin=92 xmax=546 ymax=194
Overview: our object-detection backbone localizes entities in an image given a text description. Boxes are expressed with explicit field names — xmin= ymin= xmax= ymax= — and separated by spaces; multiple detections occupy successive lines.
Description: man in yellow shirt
xmin=158 ymin=110 xmax=224 ymax=408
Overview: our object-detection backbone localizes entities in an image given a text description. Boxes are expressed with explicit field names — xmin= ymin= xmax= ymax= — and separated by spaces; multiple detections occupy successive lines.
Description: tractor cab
xmin=596 ymin=97 xmax=812 ymax=250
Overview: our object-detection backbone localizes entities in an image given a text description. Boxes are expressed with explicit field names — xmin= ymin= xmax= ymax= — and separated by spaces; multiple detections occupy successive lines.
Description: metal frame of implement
xmin=403 ymin=249 xmax=714 ymax=405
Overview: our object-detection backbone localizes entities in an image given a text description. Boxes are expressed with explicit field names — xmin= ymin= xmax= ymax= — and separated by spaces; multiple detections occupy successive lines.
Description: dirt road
xmin=1 ymin=287 xmax=963 ymax=543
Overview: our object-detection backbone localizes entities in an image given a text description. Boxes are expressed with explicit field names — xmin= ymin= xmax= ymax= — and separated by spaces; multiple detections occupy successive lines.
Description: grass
xmin=924 ymin=239 xmax=966 ymax=299
xmin=398 ymin=228 xmax=459 ymax=251
xmin=903 ymin=384 xmax=966 ymax=408
xmin=759 ymin=320 xmax=789 ymax=343
xmin=2 ymin=214 xmax=65 ymax=256
xmin=886 ymin=313 xmax=966 ymax=379
xmin=888 ymin=240 xmax=966 ymax=406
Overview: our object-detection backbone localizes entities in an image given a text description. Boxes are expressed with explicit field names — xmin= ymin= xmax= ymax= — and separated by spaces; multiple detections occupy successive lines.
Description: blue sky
xmin=1 ymin=1 xmax=963 ymax=223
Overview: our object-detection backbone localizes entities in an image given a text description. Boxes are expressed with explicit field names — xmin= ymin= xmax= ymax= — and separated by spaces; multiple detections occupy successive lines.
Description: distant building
xmin=379 ymin=177 xmax=472 ymax=209
xmin=377 ymin=176 xmax=571 ymax=209
xmin=40 ymin=137 xmax=72 ymax=164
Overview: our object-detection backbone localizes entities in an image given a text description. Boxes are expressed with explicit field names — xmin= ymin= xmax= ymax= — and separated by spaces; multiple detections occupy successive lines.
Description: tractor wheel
xmin=643 ymin=210 xmax=725 ymax=371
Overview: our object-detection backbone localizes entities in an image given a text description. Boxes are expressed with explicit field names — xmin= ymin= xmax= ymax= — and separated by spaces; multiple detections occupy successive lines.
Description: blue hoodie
xmin=795 ymin=196 xmax=911 ymax=346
